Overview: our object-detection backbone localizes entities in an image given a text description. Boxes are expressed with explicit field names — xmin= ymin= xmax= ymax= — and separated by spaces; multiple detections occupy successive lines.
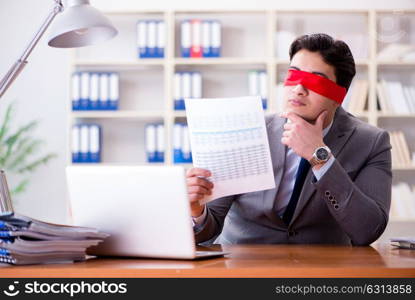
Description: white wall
xmin=0 ymin=0 xmax=414 ymax=224
xmin=0 ymin=0 xmax=70 ymax=223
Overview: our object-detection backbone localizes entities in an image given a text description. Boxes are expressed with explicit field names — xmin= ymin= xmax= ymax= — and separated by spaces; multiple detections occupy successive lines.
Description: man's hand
xmin=280 ymin=110 xmax=328 ymax=161
xmin=186 ymin=168 xmax=214 ymax=217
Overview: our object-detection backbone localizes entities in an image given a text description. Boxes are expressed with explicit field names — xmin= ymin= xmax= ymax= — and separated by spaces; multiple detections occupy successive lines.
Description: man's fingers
xmin=280 ymin=111 xmax=305 ymax=124
xmin=281 ymin=137 xmax=289 ymax=145
xmin=187 ymin=177 xmax=214 ymax=189
xmin=189 ymin=193 xmax=206 ymax=203
xmin=283 ymin=123 xmax=293 ymax=130
xmin=186 ymin=168 xmax=211 ymax=178
xmin=188 ymin=185 xmax=211 ymax=195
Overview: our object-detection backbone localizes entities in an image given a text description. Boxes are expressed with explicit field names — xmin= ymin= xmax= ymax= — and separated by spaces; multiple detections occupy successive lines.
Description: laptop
xmin=66 ymin=165 xmax=228 ymax=259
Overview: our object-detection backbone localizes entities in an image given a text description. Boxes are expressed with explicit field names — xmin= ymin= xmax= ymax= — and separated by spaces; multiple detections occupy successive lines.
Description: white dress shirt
xmin=193 ymin=119 xmax=335 ymax=225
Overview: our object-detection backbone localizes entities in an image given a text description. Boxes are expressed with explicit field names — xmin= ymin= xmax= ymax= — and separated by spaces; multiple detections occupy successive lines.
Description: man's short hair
xmin=289 ymin=33 xmax=356 ymax=91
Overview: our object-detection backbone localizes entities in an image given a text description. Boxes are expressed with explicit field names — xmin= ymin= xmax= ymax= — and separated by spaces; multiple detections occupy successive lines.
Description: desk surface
xmin=1 ymin=244 xmax=415 ymax=278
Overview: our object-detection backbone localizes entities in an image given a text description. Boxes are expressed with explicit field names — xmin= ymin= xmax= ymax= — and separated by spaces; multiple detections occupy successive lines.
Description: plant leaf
xmin=17 ymin=153 xmax=57 ymax=173
xmin=3 ymin=120 xmax=38 ymax=164
xmin=5 ymin=139 xmax=43 ymax=171
xmin=10 ymin=178 xmax=30 ymax=196
xmin=0 ymin=103 xmax=14 ymax=160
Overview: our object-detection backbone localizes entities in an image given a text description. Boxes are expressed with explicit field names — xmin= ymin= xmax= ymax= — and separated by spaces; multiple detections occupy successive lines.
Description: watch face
xmin=316 ymin=148 xmax=329 ymax=160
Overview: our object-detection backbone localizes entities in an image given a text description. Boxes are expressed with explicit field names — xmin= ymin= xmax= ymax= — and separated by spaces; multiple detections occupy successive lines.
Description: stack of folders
xmin=72 ymin=124 xmax=102 ymax=163
xmin=173 ymin=123 xmax=192 ymax=163
xmin=72 ymin=72 xmax=119 ymax=111
xmin=341 ymin=79 xmax=368 ymax=114
xmin=0 ymin=212 xmax=108 ymax=265
xmin=174 ymin=72 xmax=202 ymax=110
xmin=389 ymin=130 xmax=414 ymax=168
xmin=137 ymin=20 xmax=165 ymax=58
xmin=390 ymin=182 xmax=415 ymax=220
xmin=390 ymin=238 xmax=415 ymax=250
xmin=181 ymin=19 xmax=221 ymax=58
xmin=377 ymin=43 xmax=415 ymax=61
xmin=377 ymin=80 xmax=415 ymax=114
xmin=145 ymin=123 xmax=165 ymax=163
xmin=248 ymin=70 xmax=268 ymax=110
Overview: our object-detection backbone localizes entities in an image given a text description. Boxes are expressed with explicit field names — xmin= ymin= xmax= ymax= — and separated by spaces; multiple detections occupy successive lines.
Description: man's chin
xmin=282 ymin=107 xmax=316 ymax=124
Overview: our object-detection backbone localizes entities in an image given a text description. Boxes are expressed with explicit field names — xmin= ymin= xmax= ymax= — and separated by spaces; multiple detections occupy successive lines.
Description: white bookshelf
xmin=68 ymin=9 xmax=415 ymax=232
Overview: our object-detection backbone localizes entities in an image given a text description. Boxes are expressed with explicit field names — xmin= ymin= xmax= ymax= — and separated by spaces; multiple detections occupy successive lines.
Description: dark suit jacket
xmin=194 ymin=107 xmax=392 ymax=245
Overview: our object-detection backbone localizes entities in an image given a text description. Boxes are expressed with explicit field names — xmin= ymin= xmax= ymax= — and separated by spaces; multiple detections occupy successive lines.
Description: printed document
xmin=185 ymin=96 xmax=275 ymax=204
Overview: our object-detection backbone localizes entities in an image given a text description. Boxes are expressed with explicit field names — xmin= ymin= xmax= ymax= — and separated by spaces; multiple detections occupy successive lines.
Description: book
xmin=390 ymin=237 xmax=415 ymax=250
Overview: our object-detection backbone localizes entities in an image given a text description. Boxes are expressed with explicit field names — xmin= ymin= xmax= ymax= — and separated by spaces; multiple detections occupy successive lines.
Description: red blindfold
xmin=284 ymin=69 xmax=347 ymax=104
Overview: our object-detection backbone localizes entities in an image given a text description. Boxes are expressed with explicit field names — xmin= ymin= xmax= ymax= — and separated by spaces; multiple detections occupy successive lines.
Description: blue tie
xmin=282 ymin=158 xmax=311 ymax=225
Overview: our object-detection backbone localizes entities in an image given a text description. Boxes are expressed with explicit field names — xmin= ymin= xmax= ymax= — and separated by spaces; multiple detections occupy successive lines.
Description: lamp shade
xmin=48 ymin=0 xmax=117 ymax=48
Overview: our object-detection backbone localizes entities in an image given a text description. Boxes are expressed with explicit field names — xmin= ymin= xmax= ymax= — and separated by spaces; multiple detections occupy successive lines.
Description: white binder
xmin=89 ymin=124 xmax=101 ymax=163
xmin=182 ymin=125 xmax=191 ymax=161
xmin=109 ymin=72 xmax=119 ymax=110
xmin=137 ymin=21 xmax=147 ymax=58
xmin=71 ymin=72 xmax=81 ymax=110
xmin=71 ymin=125 xmax=80 ymax=162
xmin=173 ymin=123 xmax=183 ymax=163
xmin=211 ymin=21 xmax=221 ymax=57
xmin=191 ymin=72 xmax=202 ymax=99
xmin=259 ymin=71 xmax=268 ymax=108
xmin=248 ymin=71 xmax=259 ymax=96
xmin=156 ymin=21 xmax=165 ymax=58
xmin=79 ymin=124 xmax=90 ymax=162
xmin=145 ymin=124 xmax=157 ymax=162
xmin=80 ymin=72 xmax=90 ymax=109
xmin=147 ymin=20 xmax=157 ymax=57
xmin=99 ymin=73 xmax=110 ymax=110
xmin=89 ymin=73 xmax=100 ymax=110
xmin=182 ymin=72 xmax=192 ymax=101
xmin=174 ymin=72 xmax=183 ymax=110
xmin=181 ymin=20 xmax=191 ymax=57
xmin=202 ymin=20 xmax=211 ymax=57
xmin=156 ymin=124 xmax=165 ymax=162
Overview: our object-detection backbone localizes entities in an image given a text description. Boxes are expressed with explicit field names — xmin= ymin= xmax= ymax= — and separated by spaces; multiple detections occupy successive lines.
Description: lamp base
xmin=0 ymin=170 xmax=14 ymax=213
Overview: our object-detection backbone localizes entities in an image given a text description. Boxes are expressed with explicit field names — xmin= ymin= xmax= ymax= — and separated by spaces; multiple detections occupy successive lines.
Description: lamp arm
xmin=0 ymin=0 xmax=64 ymax=99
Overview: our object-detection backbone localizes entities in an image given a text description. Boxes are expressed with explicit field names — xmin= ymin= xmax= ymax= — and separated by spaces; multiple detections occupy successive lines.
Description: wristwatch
xmin=309 ymin=146 xmax=331 ymax=167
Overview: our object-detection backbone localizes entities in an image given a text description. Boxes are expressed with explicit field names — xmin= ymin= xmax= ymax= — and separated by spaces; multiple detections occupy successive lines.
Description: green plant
xmin=0 ymin=102 xmax=57 ymax=197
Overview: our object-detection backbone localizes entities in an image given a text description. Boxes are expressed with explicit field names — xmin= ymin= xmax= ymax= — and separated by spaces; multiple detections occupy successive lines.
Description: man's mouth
xmin=288 ymin=99 xmax=306 ymax=107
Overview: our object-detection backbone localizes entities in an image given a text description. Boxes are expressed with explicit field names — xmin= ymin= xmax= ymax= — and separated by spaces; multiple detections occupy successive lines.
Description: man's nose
xmin=291 ymin=84 xmax=308 ymax=96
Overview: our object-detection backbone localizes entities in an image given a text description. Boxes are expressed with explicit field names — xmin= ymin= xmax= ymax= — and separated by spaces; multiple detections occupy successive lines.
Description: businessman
xmin=186 ymin=33 xmax=392 ymax=245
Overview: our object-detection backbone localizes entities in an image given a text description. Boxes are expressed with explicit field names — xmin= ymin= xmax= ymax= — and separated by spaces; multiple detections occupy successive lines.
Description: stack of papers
xmin=0 ymin=212 xmax=108 ymax=265
xmin=390 ymin=237 xmax=415 ymax=250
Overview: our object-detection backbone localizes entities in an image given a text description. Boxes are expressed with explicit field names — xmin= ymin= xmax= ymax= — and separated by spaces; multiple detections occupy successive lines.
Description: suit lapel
xmin=289 ymin=107 xmax=356 ymax=226
xmin=263 ymin=115 xmax=288 ymax=228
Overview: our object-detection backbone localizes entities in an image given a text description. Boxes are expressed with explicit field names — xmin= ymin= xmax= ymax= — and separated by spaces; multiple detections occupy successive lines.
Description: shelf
xmin=174 ymin=57 xmax=268 ymax=65
xmin=275 ymin=59 xmax=370 ymax=66
xmin=173 ymin=111 xmax=187 ymax=118
xmin=72 ymin=58 xmax=375 ymax=67
xmin=392 ymin=166 xmax=415 ymax=171
xmin=173 ymin=9 xmax=268 ymax=15
xmin=71 ymin=111 xmax=165 ymax=119
xmin=74 ymin=60 xmax=165 ymax=67
xmin=389 ymin=218 xmax=415 ymax=222
xmin=69 ymin=162 xmax=166 ymax=167
xmin=377 ymin=113 xmax=415 ymax=118
xmin=377 ymin=60 xmax=415 ymax=66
